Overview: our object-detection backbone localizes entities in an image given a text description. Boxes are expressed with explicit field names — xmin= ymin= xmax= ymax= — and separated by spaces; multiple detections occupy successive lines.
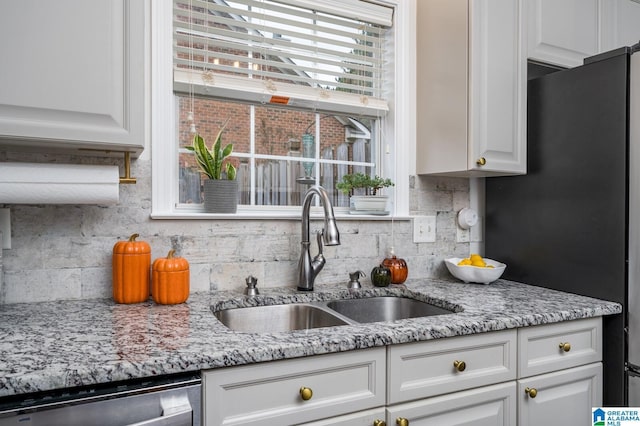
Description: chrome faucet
xmin=297 ymin=185 xmax=341 ymax=291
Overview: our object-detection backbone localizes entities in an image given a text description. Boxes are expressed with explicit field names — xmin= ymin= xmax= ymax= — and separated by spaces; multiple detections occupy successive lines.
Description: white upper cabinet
xmin=528 ymin=0 xmax=640 ymax=69
xmin=0 ymin=0 xmax=147 ymax=156
xmin=527 ymin=0 xmax=601 ymax=68
xmin=601 ymin=0 xmax=640 ymax=52
xmin=416 ymin=0 xmax=527 ymax=177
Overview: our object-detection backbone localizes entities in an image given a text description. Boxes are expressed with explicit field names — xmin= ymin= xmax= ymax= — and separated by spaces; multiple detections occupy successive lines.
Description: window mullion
xmin=250 ymin=106 xmax=256 ymax=206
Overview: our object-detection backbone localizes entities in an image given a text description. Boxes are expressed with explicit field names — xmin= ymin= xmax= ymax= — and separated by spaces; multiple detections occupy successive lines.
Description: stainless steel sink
xmin=213 ymin=296 xmax=457 ymax=333
xmin=213 ymin=303 xmax=349 ymax=333
xmin=326 ymin=296 xmax=454 ymax=323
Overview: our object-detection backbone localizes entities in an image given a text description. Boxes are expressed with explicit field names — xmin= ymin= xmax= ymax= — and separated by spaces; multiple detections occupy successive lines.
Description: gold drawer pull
xmin=373 ymin=420 xmax=387 ymax=426
xmin=453 ymin=360 xmax=466 ymax=372
xmin=476 ymin=157 xmax=487 ymax=166
xmin=525 ymin=387 xmax=538 ymax=398
xmin=299 ymin=386 xmax=313 ymax=401
xmin=559 ymin=342 xmax=571 ymax=352
xmin=396 ymin=418 xmax=409 ymax=426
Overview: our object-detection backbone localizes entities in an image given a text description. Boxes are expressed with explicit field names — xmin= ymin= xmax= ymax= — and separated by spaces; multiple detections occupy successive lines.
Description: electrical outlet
xmin=0 ymin=208 xmax=10 ymax=249
xmin=413 ymin=216 xmax=436 ymax=243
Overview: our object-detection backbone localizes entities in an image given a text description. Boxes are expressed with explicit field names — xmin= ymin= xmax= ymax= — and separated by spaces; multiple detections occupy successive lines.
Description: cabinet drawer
xmin=386 ymin=381 xmax=517 ymax=426
xmin=299 ymin=407 xmax=387 ymax=426
xmin=202 ymin=348 xmax=385 ymax=426
xmin=388 ymin=330 xmax=517 ymax=404
xmin=518 ymin=317 xmax=602 ymax=378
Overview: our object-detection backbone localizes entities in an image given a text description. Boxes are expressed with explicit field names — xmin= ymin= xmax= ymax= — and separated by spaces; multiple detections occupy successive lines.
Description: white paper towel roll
xmin=0 ymin=162 xmax=120 ymax=205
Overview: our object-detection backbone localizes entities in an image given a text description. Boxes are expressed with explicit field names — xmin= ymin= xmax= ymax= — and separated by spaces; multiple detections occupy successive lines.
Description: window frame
xmin=151 ymin=0 xmax=415 ymax=219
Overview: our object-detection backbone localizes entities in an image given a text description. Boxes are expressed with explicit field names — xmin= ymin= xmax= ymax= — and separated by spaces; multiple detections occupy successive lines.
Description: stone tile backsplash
xmin=0 ymin=153 xmax=470 ymax=304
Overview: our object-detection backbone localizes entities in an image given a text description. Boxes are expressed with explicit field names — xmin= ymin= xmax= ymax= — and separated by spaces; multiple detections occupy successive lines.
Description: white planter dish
xmin=350 ymin=195 xmax=388 ymax=212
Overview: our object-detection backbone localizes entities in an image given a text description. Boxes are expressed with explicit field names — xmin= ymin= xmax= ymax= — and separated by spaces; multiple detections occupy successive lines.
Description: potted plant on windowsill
xmin=336 ymin=173 xmax=394 ymax=214
xmin=186 ymin=119 xmax=238 ymax=213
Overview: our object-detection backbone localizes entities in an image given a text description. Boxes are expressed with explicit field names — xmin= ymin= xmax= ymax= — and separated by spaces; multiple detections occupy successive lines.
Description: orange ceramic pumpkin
xmin=112 ymin=233 xmax=151 ymax=304
xmin=152 ymin=249 xmax=190 ymax=305
xmin=382 ymin=254 xmax=408 ymax=284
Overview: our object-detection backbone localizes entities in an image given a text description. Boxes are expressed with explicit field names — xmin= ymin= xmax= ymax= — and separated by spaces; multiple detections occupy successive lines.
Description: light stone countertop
xmin=0 ymin=278 xmax=622 ymax=399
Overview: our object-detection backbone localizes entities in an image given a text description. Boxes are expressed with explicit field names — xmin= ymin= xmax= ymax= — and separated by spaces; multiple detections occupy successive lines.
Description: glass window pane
xmin=178 ymin=96 xmax=250 ymax=154
xmin=178 ymin=96 xmax=247 ymax=205
xmin=254 ymin=107 xmax=315 ymax=157
xmin=177 ymin=95 xmax=378 ymax=209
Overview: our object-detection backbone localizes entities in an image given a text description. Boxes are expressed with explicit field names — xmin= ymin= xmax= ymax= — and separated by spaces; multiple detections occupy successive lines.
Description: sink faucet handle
xmin=244 ymin=275 xmax=259 ymax=296
xmin=316 ymin=230 xmax=324 ymax=255
xmin=312 ymin=230 xmax=326 ymax=271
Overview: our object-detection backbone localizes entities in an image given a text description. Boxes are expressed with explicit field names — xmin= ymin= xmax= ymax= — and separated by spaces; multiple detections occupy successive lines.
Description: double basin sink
xmin=213 ymin=296 xmax=458 ymax=333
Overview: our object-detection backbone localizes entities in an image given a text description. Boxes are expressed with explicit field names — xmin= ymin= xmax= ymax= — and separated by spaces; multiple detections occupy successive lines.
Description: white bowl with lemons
xmin=444 ymin=255 xmax=506 ymax=284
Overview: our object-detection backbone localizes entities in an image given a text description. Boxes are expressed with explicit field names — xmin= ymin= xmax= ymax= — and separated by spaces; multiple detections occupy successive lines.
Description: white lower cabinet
xmin=299 ymin=408 xmax=387 ymax=425
xmin=518 ymin=363 xmax=602 ymax=426
xmin=201 ymin=348 xmax=386 ymax=426
xmin=517 ymin=317 xmax=603 ymax=426
xmin=387 ymin=330 xmax=517 ymax=403
xmin=202 ymin=318 xmax=604 ymax=425
xmin=386 ymin=382 xmax=517 ymax=426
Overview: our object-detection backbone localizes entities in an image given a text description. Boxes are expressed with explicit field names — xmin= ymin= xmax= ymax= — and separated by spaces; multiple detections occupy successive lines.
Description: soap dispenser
xmin=347 ymin=270 xmax=365 ymax=289
xmin=244 ymin=275 xmax=259 ymax=296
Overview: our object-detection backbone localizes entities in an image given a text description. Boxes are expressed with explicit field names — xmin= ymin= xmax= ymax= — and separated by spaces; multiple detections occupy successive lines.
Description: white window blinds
xmin=173 ymin=0 xmax=393 ymax=115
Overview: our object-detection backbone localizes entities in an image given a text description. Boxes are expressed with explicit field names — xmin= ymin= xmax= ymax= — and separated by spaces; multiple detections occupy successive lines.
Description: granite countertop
xmin=0 ymin=278 xmax=622 ymax=399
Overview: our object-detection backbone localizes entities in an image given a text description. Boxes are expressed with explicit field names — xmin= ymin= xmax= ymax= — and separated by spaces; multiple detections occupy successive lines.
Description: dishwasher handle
xmin=128 ymin=395 xmax=194 ymax=426
xmin=128 ymin=408 xmax=192 ymax=426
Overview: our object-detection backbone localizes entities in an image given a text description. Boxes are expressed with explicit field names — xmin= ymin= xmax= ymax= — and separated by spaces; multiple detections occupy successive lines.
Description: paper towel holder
xmin=78 ymin=150 xmax=137 ymax=184
xmin=119 ymin=152 xmax=137 ymax=185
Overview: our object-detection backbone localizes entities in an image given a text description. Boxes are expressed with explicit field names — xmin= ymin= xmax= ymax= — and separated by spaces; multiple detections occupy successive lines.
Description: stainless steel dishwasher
xmin=0 ymin=373 xmax=201 ymax=426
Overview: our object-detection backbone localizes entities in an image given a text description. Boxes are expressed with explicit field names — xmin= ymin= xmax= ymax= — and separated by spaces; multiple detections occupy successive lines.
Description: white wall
xmin=0 ymin=151 xmax=471 ymax=304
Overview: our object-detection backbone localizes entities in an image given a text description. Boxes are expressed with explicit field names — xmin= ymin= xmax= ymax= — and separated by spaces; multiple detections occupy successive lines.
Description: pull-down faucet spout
xmin=297 ymin=185 xmax=340 ymax=291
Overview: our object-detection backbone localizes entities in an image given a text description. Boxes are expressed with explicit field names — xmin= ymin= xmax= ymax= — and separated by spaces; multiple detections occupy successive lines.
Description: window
xmin=152 ymin=0 xmax=415 ymax=218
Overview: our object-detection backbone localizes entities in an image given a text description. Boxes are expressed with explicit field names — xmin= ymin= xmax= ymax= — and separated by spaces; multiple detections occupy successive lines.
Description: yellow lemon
xmin=470 ymin=254 xmax=482 ymax=261
xmin=471 ymin=259 xmax=486 ymax=267
xmin=457 ymin=258 xmax=472 ymax=266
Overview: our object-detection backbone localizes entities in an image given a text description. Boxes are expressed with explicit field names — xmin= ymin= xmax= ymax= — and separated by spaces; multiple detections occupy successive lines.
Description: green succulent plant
xmin=336 ymin=173 xmax=394 ymax=196
xmin=186 ymin=119 xmax=236 ymax=180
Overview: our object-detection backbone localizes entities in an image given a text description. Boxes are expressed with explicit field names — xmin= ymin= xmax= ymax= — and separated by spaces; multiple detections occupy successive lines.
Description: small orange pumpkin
xmin=152 ymin=249 xmax=190 ymax=305
xmin=382 ymin=254 xmax=408 ymax=284
xmin=112 ymin=233 xmax=151 ymax=304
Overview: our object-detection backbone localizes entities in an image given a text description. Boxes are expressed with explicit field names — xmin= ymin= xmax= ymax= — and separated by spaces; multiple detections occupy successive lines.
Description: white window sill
xmin=150 ymin=208 xmax=412 ymax=221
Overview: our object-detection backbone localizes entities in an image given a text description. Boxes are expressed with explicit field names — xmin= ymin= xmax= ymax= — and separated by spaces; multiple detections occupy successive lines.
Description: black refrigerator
xmin=486 ymin=43 xmax=640 ymax=406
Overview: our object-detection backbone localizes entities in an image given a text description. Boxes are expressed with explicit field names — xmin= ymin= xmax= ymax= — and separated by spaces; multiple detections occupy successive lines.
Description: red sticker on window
xmin=269 ymin=95 xmax=290 ymax=105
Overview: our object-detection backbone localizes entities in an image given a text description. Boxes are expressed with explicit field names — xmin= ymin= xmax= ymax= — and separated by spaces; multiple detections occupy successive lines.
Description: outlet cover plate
xmin=413 ymin=216 xmax=436 ymax=243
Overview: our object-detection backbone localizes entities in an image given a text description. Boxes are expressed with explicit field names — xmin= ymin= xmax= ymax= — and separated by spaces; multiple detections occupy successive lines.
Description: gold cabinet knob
xmin=396 ymin=418 xmax=409 ymax=426
xmin=525 ymin=387 xmax=538 ymax=398
xmin=559 ymin=342 xmax=571 ymax=352
xmin=453 ymin=360 xmax=466 ymax=372
xmin=373 ymin=420 xmax=387 ymax=426
xmin=476 ymin=157 xmax=487 ymax=166
xmin=299 ymin=386 xmax=313 ymax=401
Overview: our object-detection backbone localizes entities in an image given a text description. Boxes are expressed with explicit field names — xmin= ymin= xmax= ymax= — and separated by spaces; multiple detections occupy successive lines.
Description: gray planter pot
xmin=203 ymin=179 xmax=238 ymax=213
